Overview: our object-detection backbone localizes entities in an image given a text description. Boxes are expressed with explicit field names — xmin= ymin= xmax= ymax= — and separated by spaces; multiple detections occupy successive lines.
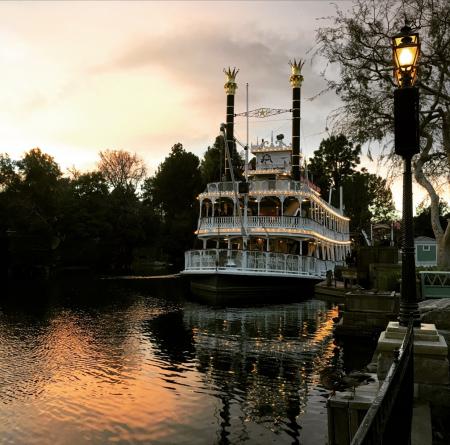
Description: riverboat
xmin=181 ymin=61 xmax=351 ymax=304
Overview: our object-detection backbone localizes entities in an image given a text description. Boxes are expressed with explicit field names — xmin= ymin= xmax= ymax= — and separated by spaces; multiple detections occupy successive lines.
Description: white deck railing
xmin=197 ymin=216 xmax=348 ymax=242
xmin=184 ymin=249 xmax=343 ymax=279
xmin=204 ymin=179 xmax=319 ymax=194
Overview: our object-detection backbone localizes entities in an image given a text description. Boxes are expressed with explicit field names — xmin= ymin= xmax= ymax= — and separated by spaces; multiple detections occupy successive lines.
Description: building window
xmin=423 ymin=245 xmax=430 ymax=251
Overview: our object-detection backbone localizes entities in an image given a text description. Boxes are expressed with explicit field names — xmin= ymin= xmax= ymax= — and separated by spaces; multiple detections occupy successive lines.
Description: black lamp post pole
xmin=399 ymin=153 xmax=420 ymax=326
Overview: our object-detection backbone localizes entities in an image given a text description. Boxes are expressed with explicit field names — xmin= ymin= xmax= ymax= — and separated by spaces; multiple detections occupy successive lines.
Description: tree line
xmin=0 ymin=145 xmax=197 ymax=278
xmin=1 ymin=131 xmax=424 ymax=279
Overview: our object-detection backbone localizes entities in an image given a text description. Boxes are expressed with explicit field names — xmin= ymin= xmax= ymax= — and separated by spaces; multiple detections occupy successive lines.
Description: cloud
xmin=91 ymin=22 xmax=338 ymax=154
xmin=0 ymin=1 xmax=347 ymax=178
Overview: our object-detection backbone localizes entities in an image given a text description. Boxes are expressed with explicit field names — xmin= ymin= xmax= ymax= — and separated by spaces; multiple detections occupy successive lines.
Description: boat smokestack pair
xmin=289 ymin=60 xmax=304 ymax=181
xmin=224 ymin=68 xmax=239 ymax=181
xmin=222 ymin=63 xmax=303 ymax=181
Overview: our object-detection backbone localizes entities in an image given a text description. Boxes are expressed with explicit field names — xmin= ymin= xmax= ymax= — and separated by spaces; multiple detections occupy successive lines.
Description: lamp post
xmin=392 ymin=25 xmax=421 ymax=326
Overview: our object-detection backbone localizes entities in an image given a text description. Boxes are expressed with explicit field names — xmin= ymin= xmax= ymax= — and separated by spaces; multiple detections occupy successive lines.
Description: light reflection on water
xmin=0 ymin=287 xmax=355 ymax=445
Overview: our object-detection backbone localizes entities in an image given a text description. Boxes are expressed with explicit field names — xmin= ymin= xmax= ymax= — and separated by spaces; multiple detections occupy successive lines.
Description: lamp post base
xmin=398 ymin=301 xmax=421 ymax=327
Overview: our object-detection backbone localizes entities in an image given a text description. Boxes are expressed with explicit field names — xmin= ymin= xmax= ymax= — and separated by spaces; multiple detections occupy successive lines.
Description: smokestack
xmin=289 ymin=60 xmax=304 ymax=181
xmin=223 ymin=67 xmax=239 ymax=181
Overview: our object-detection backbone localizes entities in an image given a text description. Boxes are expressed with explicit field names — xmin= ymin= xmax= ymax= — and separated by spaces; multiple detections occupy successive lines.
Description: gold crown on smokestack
xmin=224 ymin=67 xmax=239 ymax=95
xmin=289 ymin=59 xmax=304 ymax=88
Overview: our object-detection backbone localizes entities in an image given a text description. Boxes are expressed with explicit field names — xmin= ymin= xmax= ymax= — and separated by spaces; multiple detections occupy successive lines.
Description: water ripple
xmin=0 ymin=292 xmax=374 ymax=444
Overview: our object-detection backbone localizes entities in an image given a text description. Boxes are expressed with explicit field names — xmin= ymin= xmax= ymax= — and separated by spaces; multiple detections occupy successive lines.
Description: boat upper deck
xmin=196 ymin=178 xmax=350 ymax=250
xmin=199 ymin=179 xmax=344 ymax=216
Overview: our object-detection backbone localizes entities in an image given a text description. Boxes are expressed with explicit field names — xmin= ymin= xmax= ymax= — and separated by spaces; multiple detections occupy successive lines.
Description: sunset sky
xmin=0 ymin=1 xmax=445 ymax=210
xmin=0 ymin=1 xmax=351 ymax=167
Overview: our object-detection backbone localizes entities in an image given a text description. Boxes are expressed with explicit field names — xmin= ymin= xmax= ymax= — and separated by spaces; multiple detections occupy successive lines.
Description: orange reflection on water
xmin=0 ymin=298 xmax=345 ymax=445
xmin=0 ymin=308 xmax=217 ymax=444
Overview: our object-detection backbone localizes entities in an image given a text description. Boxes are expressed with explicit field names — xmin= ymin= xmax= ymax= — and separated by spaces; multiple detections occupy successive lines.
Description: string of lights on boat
xmin=196 ymin=227 xmax=351 ymax=246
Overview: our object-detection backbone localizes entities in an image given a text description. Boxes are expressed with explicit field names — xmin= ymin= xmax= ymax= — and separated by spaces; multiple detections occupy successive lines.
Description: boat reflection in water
xmin=144 ymin=299 xmax=342 ymax=444
xmin=0 ymin=288 xmax=353 ymax=445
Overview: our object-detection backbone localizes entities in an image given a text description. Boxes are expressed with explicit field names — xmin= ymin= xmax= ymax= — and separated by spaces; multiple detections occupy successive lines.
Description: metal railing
xmin=351 ymin=321 xmax=414 ymax=445
xmin=419 ymin=271 xmax=450 ymax=299
xmin=184 ymin=248 xmax=342 ymax=279
xmin=197 ymin=216 xmax=349 ymax=242
xmin=206 ymin=181 xmax=239 ymax=193
xmin=204 ymin=179 xmax=318 ymax=194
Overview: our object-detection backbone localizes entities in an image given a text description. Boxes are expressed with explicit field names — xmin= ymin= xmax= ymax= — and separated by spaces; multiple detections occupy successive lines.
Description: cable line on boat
xmin=233 ymin=131 xmax=275 ymax=251
xmin=220 ymin=124 xmax=247 ymax=240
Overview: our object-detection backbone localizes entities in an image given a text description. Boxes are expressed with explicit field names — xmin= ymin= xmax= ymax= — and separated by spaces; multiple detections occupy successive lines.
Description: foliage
xmin=149 ymin=143 xmax=202 ymax=219
xmin=145 ymin=143 xmax=202 ymax=269
xmin=57 ymin=171 xmax=111 ymax=269
xmin=0 ymin=138 xmax=243 ymax=275
xmin=200 ymin=136 xmax=224 ymax=185
xmin=366 ymin=172 xmax=397 ymax=223
xmin=200 ymin=135 xmax=244 ymax=185
xmin=414 ymin=202 xmax=449 ymax=238
xmin=308 ymin=134 xmax=361 ymax=203
xmin=0 ymin=153 xmax=17 ymax=190
xmin=1 ymin=149 xmax=63 ymax=273
xmin=342 ymin=169 xmax=397 ymax=235
xmin=105 ymin=186 xmax=146 ymax=272
xmin=307 ymin=134 xmax=396 ymax=239
xmin=0 ymin=148 xmax=157 ymax=276
xmin=316 ymin=0 xmax=450 ymax=266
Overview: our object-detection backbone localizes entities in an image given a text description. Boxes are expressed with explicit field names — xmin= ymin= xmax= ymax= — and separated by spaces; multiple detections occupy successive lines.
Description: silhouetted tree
xmin=3 ymin=149 xmax=63 ymax=275
xmin=105 ymin=186 xmax=145 ymax=272
xmin=0 ymin=153 xmax=17 ymax=190
xmin=308 ymin=134 xmax=361 ymax=204
xmin=342 ymin=169 xmax=397 ymax=236
xmin=98 ymin=149 xmax=147 ymax=191
xmin=200 ymin=136 xmax=223 ymax=185
xmin=200 ymin=135 xmax=244 ymax=186
xmin=58 ymin=171 xmax=111 ymax=270
xmin=146 ymin=143 xmax=202 ymax=269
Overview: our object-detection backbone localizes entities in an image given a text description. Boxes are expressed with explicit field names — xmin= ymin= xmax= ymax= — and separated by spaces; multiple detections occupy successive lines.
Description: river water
xmin=0 ymin=282 xmax=373 ymax=445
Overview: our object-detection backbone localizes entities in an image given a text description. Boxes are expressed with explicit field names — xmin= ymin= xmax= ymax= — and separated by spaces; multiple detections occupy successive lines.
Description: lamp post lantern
xmin=392 ymin=25 xmax=421 ymax=326
xmin=393 ymin=26 xmax=420 ymax=88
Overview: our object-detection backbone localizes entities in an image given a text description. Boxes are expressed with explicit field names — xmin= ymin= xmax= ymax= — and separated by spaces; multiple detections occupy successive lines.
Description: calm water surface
xmin=0 ymin=283 xmax=369 ymax=445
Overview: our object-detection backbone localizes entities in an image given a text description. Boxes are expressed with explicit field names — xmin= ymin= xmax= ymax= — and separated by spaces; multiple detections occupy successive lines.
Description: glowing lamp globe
xmin=392 ymin=25 xmax=420 ymax=87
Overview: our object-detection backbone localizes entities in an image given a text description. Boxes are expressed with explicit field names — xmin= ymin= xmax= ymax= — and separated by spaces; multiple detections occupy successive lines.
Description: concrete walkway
xmin=412 ymin=400 xmax=432 ymax=445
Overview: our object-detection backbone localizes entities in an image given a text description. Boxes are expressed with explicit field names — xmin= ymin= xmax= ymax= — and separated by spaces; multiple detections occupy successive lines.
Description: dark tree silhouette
xmin=308 ymin=134 xmax=361 ymax=204
xmin=144 ymin=143 xmax=202 ymax=270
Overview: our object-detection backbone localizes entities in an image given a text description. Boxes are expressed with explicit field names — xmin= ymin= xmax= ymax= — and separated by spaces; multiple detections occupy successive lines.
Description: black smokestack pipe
xmin=292 ymin=86 xmax=300 ymax=180
xmin=289 ymin=60 xmax=304 ymax=181
xmin=223 ymin=68 xmax=239 ymax=181
xmin=226 ymin=93 xmax=235 ymax=179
